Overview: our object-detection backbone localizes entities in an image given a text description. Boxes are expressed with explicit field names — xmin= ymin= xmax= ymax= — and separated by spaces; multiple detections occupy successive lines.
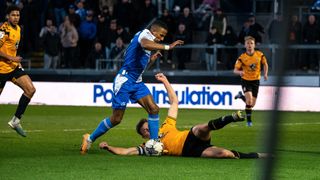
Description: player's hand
xmin=264 ymin=74 xmax=268 ymax=81
xmin=150 ymin=51 xmax=162 ymax=61
xmin=239 ymin=71 xmax=244 ymax=77
xmin=99 ymin=141 xmax=109 ymax=150
xmin=169 ymin=40 xmax=184 ymax=49
xmin=155 ymin=73 xmax=167 ymax=82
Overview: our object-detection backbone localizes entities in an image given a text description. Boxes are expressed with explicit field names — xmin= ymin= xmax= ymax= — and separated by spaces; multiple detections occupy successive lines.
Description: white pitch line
xmin=1 ymin=122 xmax=319 ymax=134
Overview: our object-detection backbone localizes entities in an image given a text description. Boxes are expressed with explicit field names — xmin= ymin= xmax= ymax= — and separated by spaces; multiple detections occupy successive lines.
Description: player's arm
xmin=99 ymin=141 xmax=141 ymax=155
xmin=262 ymin=56 xmax=268 ymax=81
xmin=140 ymin=38 xmax=184 ymax=51
xmin=233 ymin=59 xmax=244 ymax=77
xmin=155 ymin=73 xmax=178 ymax=119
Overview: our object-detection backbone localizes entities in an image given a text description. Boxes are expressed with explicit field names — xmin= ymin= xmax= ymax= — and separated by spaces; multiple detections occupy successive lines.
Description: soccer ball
xmin=144 ymin=139 xmax=164 ymax=156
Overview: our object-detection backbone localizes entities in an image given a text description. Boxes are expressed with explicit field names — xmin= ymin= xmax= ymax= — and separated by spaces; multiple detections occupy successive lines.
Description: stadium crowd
xmin=0 ymin=0 xmax=319 ymax=71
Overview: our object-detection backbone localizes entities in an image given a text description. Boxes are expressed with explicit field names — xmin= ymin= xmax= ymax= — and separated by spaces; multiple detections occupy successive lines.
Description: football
xmin=144 ymin=139 xmax=164 ymax=156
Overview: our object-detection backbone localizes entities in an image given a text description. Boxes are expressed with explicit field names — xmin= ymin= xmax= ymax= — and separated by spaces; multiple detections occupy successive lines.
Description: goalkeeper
xmin=100 ymin=73 xmax=267 ymax=159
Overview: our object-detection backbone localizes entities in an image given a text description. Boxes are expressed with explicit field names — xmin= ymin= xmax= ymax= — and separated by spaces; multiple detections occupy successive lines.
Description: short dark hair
xmin=6 ymin=5 xmax=20 ymax=15
xmin=136 ymin=118 xmax=148 ymax=136
xmin=151 ymin=20 xmax=168 ymax=30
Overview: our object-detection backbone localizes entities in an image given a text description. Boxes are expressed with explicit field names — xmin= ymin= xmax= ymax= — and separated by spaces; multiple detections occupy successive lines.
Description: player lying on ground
xmin=99 ymin=73 xmax=268 ymax=159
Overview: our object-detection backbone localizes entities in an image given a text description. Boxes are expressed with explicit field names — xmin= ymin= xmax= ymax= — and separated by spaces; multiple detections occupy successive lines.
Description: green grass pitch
xmin=0 ymin=105 xmax=319 ymax=179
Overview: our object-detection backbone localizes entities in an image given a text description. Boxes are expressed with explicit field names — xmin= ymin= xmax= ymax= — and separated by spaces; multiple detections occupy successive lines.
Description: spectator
xmin=51 ymin=0 xmax=67 ymax=27
xmin=195 ymin=0 xmax=219 ymax=14
xmin=205 ymin=26 xmax=222 ymax=71
xmin=248 ymin=15 xmax=265 ymax=44
xmin=302 ymin=14 xmax=320 ymax=71
xmin=87 ymin=42 xmax=106 ymax=69
xmin=138 ymin=0 xmax=157 ymax=29
xmin=105 ymin=19 xmax=118 ymax=49
xmin=209 ymin=8 xmax=227 ymax=35
xmin=288 ymin=14 xmax=302 ymax=70
xmin=177 ymin=6 xmax=196 ymax=35
xmin=222 ymin=25 xmax=238 ymax=70
xmin=238 ymin=19 xmax=252 ymax=44
xmin=114 ymin=0 xmax=134 ymax=32
xmin=67 ymin=4 xmax=81 ymax=29
xmin=173 ymin=23 xmax=192 ymax=70
xmin=268 ymin=14 xmax=283 ymax=44
xmin=96 ymin=13 xmax=109 ymax=50
xmin=159 ymin=9 xmax=176 ymax=63
xmin=75 ymin=0 xmax=87 ymax=22
xmin=39 ymin=18 xmax=60 ymax=69
xmin=109 ymin=37 xmax=125 ymax=70
xmin=59 ymin=16 xmax=79 ymax=68
xmin=78 ymin=10 xmax=97 ymax=68
xmin=288 ymin=14 xmax=302 ymax=44
xmin=115 ymin=25 xmax=131 ymax=44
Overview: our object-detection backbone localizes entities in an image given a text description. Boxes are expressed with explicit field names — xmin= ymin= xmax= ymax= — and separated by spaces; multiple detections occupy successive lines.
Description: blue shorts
xmin=112 ymin=74 xmax=151 ymax=110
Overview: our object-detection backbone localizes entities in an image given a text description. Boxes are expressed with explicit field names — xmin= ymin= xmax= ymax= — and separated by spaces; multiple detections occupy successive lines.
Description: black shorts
xmin=241 ymin=79 xmax=260 ymax=98
xmin=181 ymin=128 xmax=213 ymax=157
xmin=0 ymin=67 xmax=27 ymax=89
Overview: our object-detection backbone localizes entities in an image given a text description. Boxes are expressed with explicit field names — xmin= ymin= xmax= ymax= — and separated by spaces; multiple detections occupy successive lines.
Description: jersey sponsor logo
xmin=0 ymin=31 xmax=4 ymax=39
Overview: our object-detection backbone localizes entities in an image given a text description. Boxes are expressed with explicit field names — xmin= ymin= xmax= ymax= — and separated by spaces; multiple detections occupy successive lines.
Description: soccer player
xmin=233 ymin=36 xmax=268 ymax=126
xmin=0 ymin=6 xmax=36 ymax=137
xmin=80 ymin=20 xmax=184 ymax=154
xmin=99 ymin=73 xmax=268 ymax=159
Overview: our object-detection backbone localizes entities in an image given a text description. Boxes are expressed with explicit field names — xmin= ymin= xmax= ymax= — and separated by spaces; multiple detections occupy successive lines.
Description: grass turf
xmin=0 ymin=105 xmax=319 ymax=179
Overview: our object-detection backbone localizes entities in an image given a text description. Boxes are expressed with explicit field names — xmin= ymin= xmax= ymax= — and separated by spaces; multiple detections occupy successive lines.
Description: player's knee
xmin=25 ymin=86 xmax=36 ymax=98
xmin=110 ymin=116 xmax=122 ymax=125
xmin=219 ymin=150 xmax=234 ymax=158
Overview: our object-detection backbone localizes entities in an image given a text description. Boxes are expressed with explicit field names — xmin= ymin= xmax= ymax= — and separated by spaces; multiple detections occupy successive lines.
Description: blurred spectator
xmin=106 ymin=19 xmax=118 ymax=49
xmin=302 ymin=14 xmax=320 ymax=71
xmin=21 ymin=0 xmax=39 ymax=54
xmin=177 ymin=7 xmax=196 ymax=34
xmin=39 ymin=18 xmax=60 ymax=69
xmin=78 ymin=10 xmax=97 ymax=68
xmin=195 ymin=0 xmax=219 ymax=14
xmin=109 ymin=37 xmax=125 ymax=70
xmin=268 ymin=14 xmax=283 ymax=44
xmin=114 ymin=0 xmax=134 ymax=32
xmin=115 ymin=25 xmax=130 ymax=44
xmin=51 ymin=0 xmax=67 ymax=27
xmin=75 ymin=1 xmax=87 ymax=21
xmin=59 ymin=16 xmax=79 ymax=68
xmin=159 ymin=9 xmax=176 ymax=63
xmin=238 ymin=19 xmax=251 ymax=44
xmin=248 ymin=15 xmax=265 ymax=44
xmin=96 ymin=13 xmax=109 ymax=50
xmin=173 ymin=23 xmax=192 ymax=70
xmin=87 ymin=42 xmax=106 ymax=69
xmin=209 ymin=8 xmax=227 ymax=35
xmin=222 ymin=25 xmax=238 ymax=70
xmin=288 ymin=14 xmax=302 ymax=70
xmin=68 ymin=4 xmax=81 ymax=29
xmin=205 ymin=26 xmax=222 ymax=71
xmin=138 ymin=0 xmax=158 ymax=29
xmin=288 ymin=14 xmax=302 ymax=44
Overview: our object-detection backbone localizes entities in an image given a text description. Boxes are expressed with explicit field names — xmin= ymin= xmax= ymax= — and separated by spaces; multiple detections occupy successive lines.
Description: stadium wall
xmin=1 ymin=82 xmax=319 ymax=112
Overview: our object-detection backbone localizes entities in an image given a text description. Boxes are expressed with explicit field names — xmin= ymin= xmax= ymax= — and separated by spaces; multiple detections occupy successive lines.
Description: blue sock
xmin=89 ymin=118 xmax=113 ymax=142
xmin=148 ymin=114 xmax=159 ymax=139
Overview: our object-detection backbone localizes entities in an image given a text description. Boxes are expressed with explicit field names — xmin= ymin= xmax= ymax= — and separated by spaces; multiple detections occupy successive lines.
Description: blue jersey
xmin=119 ymin=29 xmax=155 ymax=82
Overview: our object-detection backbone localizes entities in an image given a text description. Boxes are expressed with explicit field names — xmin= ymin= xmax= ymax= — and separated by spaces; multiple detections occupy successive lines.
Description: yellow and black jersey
xmin=234 ymin=50 xmax=267 ymax=81
xmin=158 ymin=116 xmax=189 ymax=156
xmin=0 ymin=22 xmax=21 ymax=74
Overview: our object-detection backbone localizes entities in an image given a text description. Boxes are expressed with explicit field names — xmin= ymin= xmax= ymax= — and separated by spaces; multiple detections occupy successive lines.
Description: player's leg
xmin=8 ymin=73 xmax=36 ymax=137
xmin=244 ymin=91 xmax=254 ymax=126
xmin=201 ymin=146 xmax=260 ymax=159
xmin=138 ymin=95 xmax=160 ymax=140
xmin=234 ymin=91 xmax=246 ymax=102
xmin=192 ymin=111 xmax=245 ymax=141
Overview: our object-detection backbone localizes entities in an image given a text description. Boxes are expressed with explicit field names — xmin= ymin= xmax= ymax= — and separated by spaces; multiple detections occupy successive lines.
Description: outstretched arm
xmin=140 ymin=38 xmax=184 ymax=51
xmin=155 ymin=73 xmax=178 ymax=119
xmin=99 ymin=142 xmax=140 ymax=155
